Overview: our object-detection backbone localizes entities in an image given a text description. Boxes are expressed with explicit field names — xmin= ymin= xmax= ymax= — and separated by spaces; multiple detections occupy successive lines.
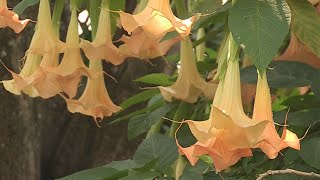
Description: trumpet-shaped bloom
xmin=64 ymin=61 xmax=121 ymax=121
xmin=0 ymin=0 xmax=29 ymax=33
xmin=159 ymin=37 xmax=217 ymax=103
xmin=2 ymin=54 xmax=41 ymax=97
xmin=28 ymin=0 xmax=65 ymax=55
xmin=176 ymin=58 xmax=268 ymax=171
xmin=116 ymin=0 xmax=198 ymax=38
xmin=80 ymin=0 xmax=126 ymax=65
xmin=253 ymin=71 xmax=300 ymax=159
xmin=118 ymin=27 xmax=180 ymax=60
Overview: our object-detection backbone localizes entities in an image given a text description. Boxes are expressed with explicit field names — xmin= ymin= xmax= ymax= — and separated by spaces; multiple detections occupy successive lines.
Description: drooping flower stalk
xmin=0 ymin=0 xmax=29 ymax=33
xmin=196 ymin=28 xmax=206 ymax=62
xmin=159 ymin=37 xmax=217 ymax=103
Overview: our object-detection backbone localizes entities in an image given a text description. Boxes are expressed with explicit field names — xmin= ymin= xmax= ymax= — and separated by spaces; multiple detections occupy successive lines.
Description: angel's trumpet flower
xmin=28 ymin=0 xmax=65 ymax=55
xmin=80 ymin=0 xmax=126 ymax=65
xmin=253 ymin=71 xmax=300 ymax=159
xmin=0 ymin=0 xmax=29 ymax=33
xmin=64 ymin=61 xmax=121 ymax=121
xmin=159 ymin=37 xmax=217 ymax=103
xmin=176 ymin=58 xmax=268 ymax=172
xmin=2 ymin=54 xmax=41 ymax=97
xmin=118 ymin=27 xmax=180 ymax=60
xmin=116 ymin=0 xmax=198 ymax=38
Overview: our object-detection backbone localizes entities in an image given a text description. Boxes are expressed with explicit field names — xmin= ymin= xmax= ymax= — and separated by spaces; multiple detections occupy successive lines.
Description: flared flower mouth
xmin=118 ymin=27 xmax=180 ymax=60
xmin=159 ymin=37 xmax=217 ymax=103
xmin=80 ymin=1 xmax=126 ymax=65
xmin=253 ymin=70 xmax=300 ymax=159
xmin=176 ymin=55 xmax=268 ymax=172
xmin=0 ymin=0 xmax=30 ymax=33
xmin=116 ymin=0 xmax=199 ymax=38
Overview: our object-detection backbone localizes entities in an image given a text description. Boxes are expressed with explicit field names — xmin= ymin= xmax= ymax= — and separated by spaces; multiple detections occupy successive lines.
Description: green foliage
xmin=13 ymin=0 xmax=39 ymax=15
xmin=300 ymin=137 xmax=320 ymax=169
xmin=241 ymin=61 xmax=317 ymax=88
xmin=229 ymin=0 xmax=290 ymax=71
xmin=120 ymin=89 xmax=160 ymax=110
xmin=287 ymin=0 xmax=320 ymax=59
xmin=134 ymin=73 xmax=175 ymax=86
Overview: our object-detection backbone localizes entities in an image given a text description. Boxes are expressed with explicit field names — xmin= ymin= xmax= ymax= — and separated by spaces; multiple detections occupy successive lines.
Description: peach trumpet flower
xmin=159 ymin=37 xmax=217 ymax=103
xmin=80 ymin=0 xmax=126 ymax=65
xmin=116 ymin=0 xmax=198 ymax=38
xmin=176 ymin=58 xmax=268 ymax=171
xmin=2 ymin=54 xmax=41 ymax=97
xmin=118 ymin=27 xmax=180 ymax=60
xmin=0 ymin=0 xmax=29 ymax=33
xmin=253 ymin=71 xmax=300 ymax=159
xmin=64 ymin=61 xmax=121 ymax=121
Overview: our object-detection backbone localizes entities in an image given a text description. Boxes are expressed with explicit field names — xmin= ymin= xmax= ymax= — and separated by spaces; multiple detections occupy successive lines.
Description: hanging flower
xmin=159 ymin=37 xmax=217 ymax=103
xmin=2 ymin=54 xmax=41 ymax=97
xmin=64 ymin=61 xmax=121 ymax=122
xmin=252 ymin=71 xmax=300 ymax=159
xmin=0 ymin=0 xmax=29 ymax=33
xmin=118 ymin=27 xmax=180 ymax=60
xmin=80 ymin=0 xmax=126 ymax=65
xmin=116 ymin=0 xmax=198 ymax=38
xmin=176 ymin=58 xmax=268 ymax=171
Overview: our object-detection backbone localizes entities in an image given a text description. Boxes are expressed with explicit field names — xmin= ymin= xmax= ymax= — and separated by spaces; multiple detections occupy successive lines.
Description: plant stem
xmin=168 ymin=102 xmax=193 ymax=138
xmin=52 ymin=0 xmax=64 ymax=36
xmin=257 ymin=169 xmax=320 ymax=180
xmin=173 ymin=0 xmax=188 ymax=19
xmin=146 ymin=119 xmax=164 ymax=138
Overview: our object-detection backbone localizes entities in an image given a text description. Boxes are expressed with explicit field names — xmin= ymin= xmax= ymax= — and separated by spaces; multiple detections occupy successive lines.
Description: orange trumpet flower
xmin=0 ymin=0 xmax=29 ymax=33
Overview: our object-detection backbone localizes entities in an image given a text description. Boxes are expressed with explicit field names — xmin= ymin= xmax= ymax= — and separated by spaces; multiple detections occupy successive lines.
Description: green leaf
xmin=119 ymin=171 xmax=161 ymax=180
xmin=57 ymin=167 xmax=127 ymax=180
xmin=180 ymin=161 xmax=209 ymax=180
xmin=300 ymin=137 xmax=320 ymax=169
xmin=13 ymin=0 xmax=39 ymax=15
xmin=229 ymin=0 xmax=290 ymax=71
xmin=128 ymin=103 xmax=176 ymax=139
xmin=120 ymin=89 xmax=160 ymax=110
xmin=311 ymin=70 xmax=320 ymax=98
xmin=287 ymin=0 xmax=320 ymax=59
xmin=133 ymin=134 xmax=178 ymax=170
xmin=240 ymin=61 xmax=317 ymax=88
xmin=282 ymin=94 xmax=320 ymax=111
xmin=110 ymin=0 xmax=125 ymax=34
xmin=135 ymin=73 xmax=175 ymax=86
xmin=273 ymin=108 xmax=320 ymax=127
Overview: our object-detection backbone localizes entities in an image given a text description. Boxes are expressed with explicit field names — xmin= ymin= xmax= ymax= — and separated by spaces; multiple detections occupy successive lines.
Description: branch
xmin=256 ymin=169 xmax=320 ymax=180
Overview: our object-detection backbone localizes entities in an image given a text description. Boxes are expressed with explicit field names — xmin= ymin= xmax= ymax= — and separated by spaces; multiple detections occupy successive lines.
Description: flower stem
xmin=146 ymin=119 xmax=164 ymax=138
xmin=52 ymin=0 xmax=64 ymax=36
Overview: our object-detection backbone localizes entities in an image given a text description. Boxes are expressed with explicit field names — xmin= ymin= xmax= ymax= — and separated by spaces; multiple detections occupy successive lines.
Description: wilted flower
xmin=116 ymin=0 xmax=198 ymax=38
xmin=176 ymin=58 xmax=268 ymax=171
xmin=253 ymin=71 xmax=300 ymax=159
xmin=159 ymin=37 xmax=217 ymax=103
xmin=0 ymin=0 xmax=29 ymax=33
xmin=118 ymin=27 xmax=180 ymax=60
xmin=80 ymin=0 xmax=126 ymax=65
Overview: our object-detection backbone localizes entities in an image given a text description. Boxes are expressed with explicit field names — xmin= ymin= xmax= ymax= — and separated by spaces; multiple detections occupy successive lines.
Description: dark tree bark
xmin=0 ymin=1 xmax=172 ymax=180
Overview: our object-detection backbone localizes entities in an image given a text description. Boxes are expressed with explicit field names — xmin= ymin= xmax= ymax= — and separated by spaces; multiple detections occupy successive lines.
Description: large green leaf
xmin=127 ymin=103 xmax=176 ymax=139
xmin=287 ymin=0 xmax=320 ymax=59
xmin=300 ymin=137 xmax=320 ymax=169
xmin=134 ymin=73 xmax=175 ymax=86
xmin=133 ymin=134 xmax=178 ymax=170
xmin=13 ymin=0 xmax=39 ymax=15
xmin=240 ymin=61 xmax=317 ymax=88
xmin=119 ymin=171 xmax=161 ymax=180
xmin=180 ymin=161 xmax=208 ymax=180
xmin=57 ymin=167 xmax=127 ymax=180
xmin=229 ymin=0 xmax=290 ymax=71
xmin=273 ymin=108 xmax=320 ymax=127
xmin=120 ymin=89 xmax=160 ymax=110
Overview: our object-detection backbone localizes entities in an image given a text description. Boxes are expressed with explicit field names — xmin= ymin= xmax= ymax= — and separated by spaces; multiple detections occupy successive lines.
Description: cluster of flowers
xmin=1 ymin=0 xmax=301 ymax=171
